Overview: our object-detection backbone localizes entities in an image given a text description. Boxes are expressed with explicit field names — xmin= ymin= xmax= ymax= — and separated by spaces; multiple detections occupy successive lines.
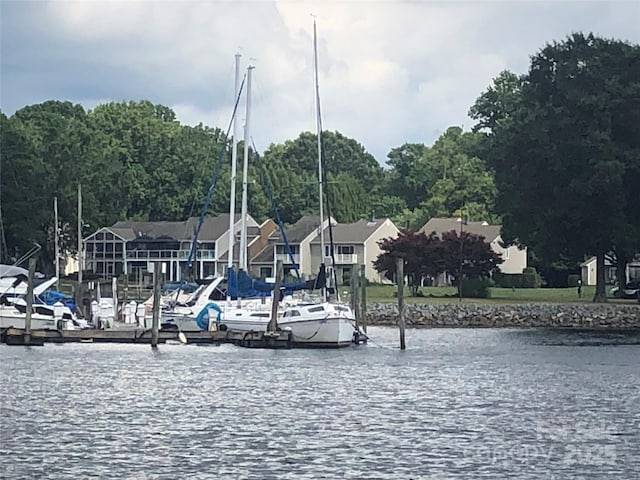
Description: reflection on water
xmin=1 ymin=327 xmax=639 ymax=479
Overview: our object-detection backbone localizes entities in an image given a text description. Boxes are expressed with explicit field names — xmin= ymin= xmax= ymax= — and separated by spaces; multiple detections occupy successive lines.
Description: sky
xmin=1 ymin=0 xmax=639 ymax=165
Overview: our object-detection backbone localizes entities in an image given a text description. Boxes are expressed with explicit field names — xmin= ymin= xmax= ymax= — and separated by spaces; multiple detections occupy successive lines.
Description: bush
xmin=522 ymin=267 xmax=542 ymax=288
xmin=461 ymin=277 xmax=492 ymax=298
xmin=493 ymin=272 xmax=523 ymax=288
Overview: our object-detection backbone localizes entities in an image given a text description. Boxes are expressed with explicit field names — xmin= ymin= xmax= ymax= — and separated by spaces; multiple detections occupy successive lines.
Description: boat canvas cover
xmin=226 ymin=265 xmax=326 ymax=299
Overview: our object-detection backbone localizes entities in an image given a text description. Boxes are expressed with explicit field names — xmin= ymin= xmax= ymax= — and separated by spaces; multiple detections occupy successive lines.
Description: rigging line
xmin=250 ymin=138 xmax=301 ymax=280
xmin=183 ymin=75 xmax=247 ymax=280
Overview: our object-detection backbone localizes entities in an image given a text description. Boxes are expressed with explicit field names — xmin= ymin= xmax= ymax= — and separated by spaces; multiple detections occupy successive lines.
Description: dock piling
xmin=396 ymin=258 xmax=406 ymax=350
xmin=24 ymin=257 xmax=37 ymax=343
xmin=151 ymin=263 xmax=162 ymax=348
xmin=268 ymin=261 xmax=283 ymax=332
xmin=359 ymin=264 xmax=367 ymax=334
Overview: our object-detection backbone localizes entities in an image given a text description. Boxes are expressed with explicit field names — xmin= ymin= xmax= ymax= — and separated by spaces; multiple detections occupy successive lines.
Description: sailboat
xmin=218 ymin=21 xmax=358 ymax=347
xmin=161 ymin=30 xmax=359 ymax=347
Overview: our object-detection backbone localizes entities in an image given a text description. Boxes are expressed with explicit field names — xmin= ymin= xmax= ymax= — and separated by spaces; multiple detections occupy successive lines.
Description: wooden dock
xmin=0 ymin=327 xmax=293 ymax=348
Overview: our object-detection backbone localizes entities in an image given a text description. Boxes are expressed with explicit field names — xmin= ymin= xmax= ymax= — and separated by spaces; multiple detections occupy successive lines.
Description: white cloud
xmin=1 ymin=0 xmax=639 ymax=164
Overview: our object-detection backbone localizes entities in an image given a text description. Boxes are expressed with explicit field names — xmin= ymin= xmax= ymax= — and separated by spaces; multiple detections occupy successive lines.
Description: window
xmin=260 ymin=267 xmax=273 ymax=278
xmin=277 ymin=245 xmax=299 ymax=254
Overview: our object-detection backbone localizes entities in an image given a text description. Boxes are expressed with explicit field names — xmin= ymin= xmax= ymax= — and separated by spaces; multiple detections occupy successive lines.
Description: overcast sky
xmin=1 ymin=1 xmax=639 ymax=164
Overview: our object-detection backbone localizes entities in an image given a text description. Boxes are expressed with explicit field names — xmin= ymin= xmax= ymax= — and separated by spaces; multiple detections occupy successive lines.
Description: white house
xmin=419 ymin=217 xmax=527 ymax=274
xmin=580 ymin=255 xmax=640 ymax=286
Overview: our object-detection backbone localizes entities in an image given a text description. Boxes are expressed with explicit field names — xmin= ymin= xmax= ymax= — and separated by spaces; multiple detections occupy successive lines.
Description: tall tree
xmin=471 ymin=33 xmax=640 ymax=301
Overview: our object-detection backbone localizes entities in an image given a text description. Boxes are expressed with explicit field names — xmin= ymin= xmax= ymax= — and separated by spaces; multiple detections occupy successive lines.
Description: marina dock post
xmin=268 ymin=261 xmax=283 ymax=332
xmin=151 ymin=262 xmax=162 ymax=348
xmin=396 ymin=258 xmax=406 ymax=350
xmin=24 ymin=257 xmax=37 ymax=344
xmin=351 ymin=263 xmax=360 ymax=330
xmin=359 ymin=264 xmax=367 ymax=333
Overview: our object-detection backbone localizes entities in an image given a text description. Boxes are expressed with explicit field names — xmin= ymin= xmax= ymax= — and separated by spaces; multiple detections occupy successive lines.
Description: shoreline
xmin=362 ymin=302 xmax=640 ymax=328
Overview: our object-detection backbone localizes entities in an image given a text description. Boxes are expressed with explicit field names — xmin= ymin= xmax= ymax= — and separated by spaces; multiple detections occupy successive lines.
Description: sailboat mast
xmin=227 ymin=54 xmax=242 ymax=303
xmin=239 ymin=65 xmax=254 ymax=272
xmin=77 ymin=184 xmax=82 ymax=287
xmin=54 ymin=196 xmax=60 ymax=290
xmin=313 ymin=19 xmax=326 ymax=264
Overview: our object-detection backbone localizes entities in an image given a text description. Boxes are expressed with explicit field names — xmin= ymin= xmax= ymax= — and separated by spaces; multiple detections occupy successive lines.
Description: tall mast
xmin=227 ymin=53 xmax=242 ymax=303
xmin=239 ymin=65 xmax=254 ymax=271
xmin=77 ymin=184 xmax=82 ymax=286
xmin=313 ymin=19 xmax=326 ymax=265
xmin=54 ymin=196 xmax=60 ymax=290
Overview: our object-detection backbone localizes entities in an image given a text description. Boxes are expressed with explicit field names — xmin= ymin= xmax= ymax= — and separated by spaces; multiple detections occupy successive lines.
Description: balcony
xmin=325 ymin=254 xmax=358 ymax=264
xmin=122 ymin=249 xmax=216 ymax=261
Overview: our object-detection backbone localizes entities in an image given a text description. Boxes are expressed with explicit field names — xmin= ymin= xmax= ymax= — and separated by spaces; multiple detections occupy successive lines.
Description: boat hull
xmin=0 ymin=310 xmax=58 ymax=330
xmin=220 ymin=312 xmax=355 ymax=348
xmin=160 ymin=302 xmax=357 ymax=348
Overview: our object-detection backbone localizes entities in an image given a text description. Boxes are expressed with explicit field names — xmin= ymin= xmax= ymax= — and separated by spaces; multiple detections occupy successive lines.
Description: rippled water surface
xmin=1 ymin=327 xmax=639 ymax=479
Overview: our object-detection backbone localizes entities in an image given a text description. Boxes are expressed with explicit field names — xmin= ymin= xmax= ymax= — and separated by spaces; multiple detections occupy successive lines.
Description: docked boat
xmin=1 ymin=271 xmax=89 ymax=330
xmin=0 ymin=293 xmax=88 ymax=330
xmin=157 ymin=37 xmax=360 ymax=348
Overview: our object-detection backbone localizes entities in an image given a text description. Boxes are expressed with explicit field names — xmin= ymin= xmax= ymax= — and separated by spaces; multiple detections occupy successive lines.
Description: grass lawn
xmin=362 ymin=284 xmax=638 ymax=305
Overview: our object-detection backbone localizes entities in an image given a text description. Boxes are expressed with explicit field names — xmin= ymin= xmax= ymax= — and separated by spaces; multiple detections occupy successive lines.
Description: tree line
xmin=1 ymin=32 xmax=638 ymax=301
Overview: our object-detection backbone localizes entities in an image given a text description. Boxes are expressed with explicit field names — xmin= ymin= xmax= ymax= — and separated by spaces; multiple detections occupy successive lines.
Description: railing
xmin=86 ymin=249 xmax=217 ymax=261
xmin=326 ymin=254 xmax=358 ymax=264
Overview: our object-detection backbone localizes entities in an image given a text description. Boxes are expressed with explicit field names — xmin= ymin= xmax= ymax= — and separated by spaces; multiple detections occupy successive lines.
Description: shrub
xmin=493 ymin=272 xmax=523 ymax=288
xmin=522 ymin=267 xmax=542 ymax=288
xmin=461 ymin=277 xmax=492 ymax=298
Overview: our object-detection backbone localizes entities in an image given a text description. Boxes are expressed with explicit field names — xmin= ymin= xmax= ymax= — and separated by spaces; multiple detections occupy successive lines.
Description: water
xmin=1 ymin=327 xmax=639 ymax=479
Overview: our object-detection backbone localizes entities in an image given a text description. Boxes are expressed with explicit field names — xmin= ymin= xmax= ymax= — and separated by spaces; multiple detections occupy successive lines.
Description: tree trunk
xmin=593 ymin=251 xmax=607 ymax=303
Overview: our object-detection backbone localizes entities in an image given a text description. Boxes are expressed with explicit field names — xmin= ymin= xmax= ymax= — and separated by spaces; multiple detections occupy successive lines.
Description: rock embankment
xmin=364 ymin=303 xmax=640 ymax=328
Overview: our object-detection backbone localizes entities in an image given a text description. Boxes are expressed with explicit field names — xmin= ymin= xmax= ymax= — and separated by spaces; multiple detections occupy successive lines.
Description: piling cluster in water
xmin=366 ymin=303 xmax=640 ymax=328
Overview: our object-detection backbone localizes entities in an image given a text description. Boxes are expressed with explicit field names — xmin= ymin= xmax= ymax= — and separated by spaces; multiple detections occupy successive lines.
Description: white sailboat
xmin=160 ymin=31 xmax=359 ymax=348
xmin=217 ymin=21 xmax=357 ymax=347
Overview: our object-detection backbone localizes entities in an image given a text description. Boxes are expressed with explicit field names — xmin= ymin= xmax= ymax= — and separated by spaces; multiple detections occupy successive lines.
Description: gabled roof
xmin=311 ymin=218 xmax=393 ymax=244
xmin=419 ymin=217 xmax=501 ymax=243
xmin=84 ymin=226 xmax=133 ymax=242
xmin=251 ymin=244 xmax=274 ymax=264
xmin=108 ymin=214 xmax=242 ymax=242
xmin=281 ymin=215 xmax=322 ymax=243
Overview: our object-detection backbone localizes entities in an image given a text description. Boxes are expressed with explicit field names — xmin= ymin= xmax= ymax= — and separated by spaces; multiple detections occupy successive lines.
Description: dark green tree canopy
xmin=471 ymin=32 xmax=640 ymax=300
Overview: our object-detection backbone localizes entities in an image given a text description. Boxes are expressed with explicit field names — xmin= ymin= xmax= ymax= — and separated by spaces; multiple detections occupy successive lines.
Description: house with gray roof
xmin=419 ymin=217 xmax=527 ymax=274
xmin=248 ymin=215 xmax=331 ymax=281
xmin=83 ymin=213 xmax=263 ymax=281
xmin=310 ymin=217 xmax=400 ymax=284
xmin=249 ymin=215 xmax=400 ymax=284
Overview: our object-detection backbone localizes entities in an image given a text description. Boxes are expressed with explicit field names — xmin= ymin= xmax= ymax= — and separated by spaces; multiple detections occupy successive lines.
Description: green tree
xmin=471 ymin=33 xmax=640 ymax=301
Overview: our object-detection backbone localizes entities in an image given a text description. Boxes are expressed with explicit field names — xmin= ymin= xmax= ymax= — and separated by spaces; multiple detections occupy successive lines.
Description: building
xmin=250 ymin=215 xmax=400 ymax=284
xmin=84 ymin=213 xmax=400 ymax=285
xmin=310 ymin=217 xmax=400 ymax=284
xmin=419 ymin=217 xmax=527 ymax=274
xmin=580 ymin=255 xmax=640 ymax=286
xmin=83 ymin=214 xmax=268 ymax=282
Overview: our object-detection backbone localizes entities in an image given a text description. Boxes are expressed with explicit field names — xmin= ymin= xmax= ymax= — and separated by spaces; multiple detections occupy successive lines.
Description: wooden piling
xmin=151 ymin=263 xmax=161 ymax=348
xmin=351 ymin=263 xmax=360 ymax=330
xmin=24 ymin=257 xmax=37 ymax=342
xmin=359 ymin=264 xmax=367 ymax=334
xmin=396 ymin=257 xmax=406 ymax=350
xmin=268 ymin=261 xmax=283 ymax=332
